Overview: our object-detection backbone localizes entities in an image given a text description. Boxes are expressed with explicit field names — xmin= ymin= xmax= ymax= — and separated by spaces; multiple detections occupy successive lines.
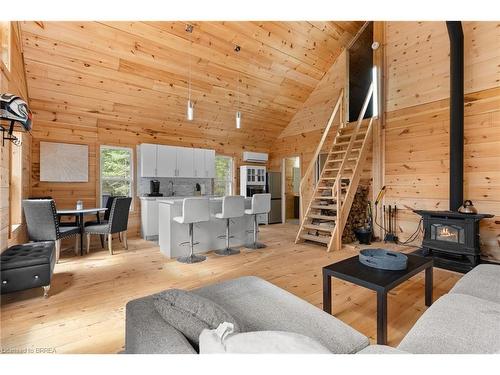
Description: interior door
xmin=176 ymin=147 xmax=194 ymax=177
xmin=140 ymin=144 xmax=157 ymax=177
xmin=156 ymin=145 xmax=177 ymax=177
xmin=204 ymin=149 xmax=215 ymax=178
xmin=193 ymin=148 xmax=205 ymax=178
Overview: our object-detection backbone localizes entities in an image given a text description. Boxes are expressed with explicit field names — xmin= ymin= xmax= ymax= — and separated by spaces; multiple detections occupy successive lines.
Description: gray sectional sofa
xmin=125 ymin=264 xmax=500 ymax=354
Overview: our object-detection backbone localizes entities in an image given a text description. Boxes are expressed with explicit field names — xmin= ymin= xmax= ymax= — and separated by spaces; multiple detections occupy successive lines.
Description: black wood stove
xmin=411 ymin=22 xmax=494 ymax=273
xmin=413 ymin=210 xmax=493 ymax=272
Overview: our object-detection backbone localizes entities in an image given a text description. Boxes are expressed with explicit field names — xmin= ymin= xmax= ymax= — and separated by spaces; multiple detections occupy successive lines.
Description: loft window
xmin=100 ymin=146 xmax=133 ymax=209
xmin=348 ymin=21 xmax=373 ymax=121
xmin=214 ymin=155 xmax=233 ymax=196
xmin=0 ymin=21 xmax=10 ymax=70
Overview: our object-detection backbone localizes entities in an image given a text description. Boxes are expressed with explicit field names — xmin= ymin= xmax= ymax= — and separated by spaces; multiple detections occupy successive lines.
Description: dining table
xmin=56 ymin=207 xmax=108 ymax=256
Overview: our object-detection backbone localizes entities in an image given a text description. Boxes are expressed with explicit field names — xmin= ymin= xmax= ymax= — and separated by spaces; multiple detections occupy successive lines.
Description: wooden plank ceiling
xmin=19 ymin=21 xmax=362 ymax=149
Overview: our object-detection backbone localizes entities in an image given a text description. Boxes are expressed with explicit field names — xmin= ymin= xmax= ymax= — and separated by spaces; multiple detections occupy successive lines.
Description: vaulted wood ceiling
xmin=20 ymin=21 xmax=362 ymax=149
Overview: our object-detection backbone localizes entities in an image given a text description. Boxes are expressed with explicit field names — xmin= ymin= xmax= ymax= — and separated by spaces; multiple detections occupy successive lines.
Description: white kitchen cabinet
xmin=140 ymin=197 xmax=159 ymax=240
xmin=193 ymin=148 xmax=205 ymax=178
xmin=139 ymin=143 xmax=215 ymax=178
xmin=175 ymin=147 xmax=194 ymax=177
xmin=139 ymin=144 xmax=158 ymax=177
xmin=157 ymin=145 xmax=177 ymax=177
xmin=204 ymin=149 xmax=216 ymax=178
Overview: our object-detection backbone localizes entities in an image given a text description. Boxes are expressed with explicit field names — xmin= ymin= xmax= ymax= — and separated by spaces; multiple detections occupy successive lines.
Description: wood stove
xmin=414 ymin=210 xmax=493 ymax=272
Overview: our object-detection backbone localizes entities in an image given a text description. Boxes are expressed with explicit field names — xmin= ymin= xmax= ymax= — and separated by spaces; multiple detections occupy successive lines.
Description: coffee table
xmin=322 ymin=253 xmax=433 ymax=345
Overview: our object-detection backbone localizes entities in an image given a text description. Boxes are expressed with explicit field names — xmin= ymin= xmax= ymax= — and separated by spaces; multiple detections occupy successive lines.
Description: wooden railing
xmin=297 ymin=90 xmax=344 ymax=227
xmin=328 ymin=83 xmax=374 ymax=251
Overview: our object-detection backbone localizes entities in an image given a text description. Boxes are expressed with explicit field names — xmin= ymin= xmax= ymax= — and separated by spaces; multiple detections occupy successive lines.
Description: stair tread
xmin=330 ymin=148 xmax=360 ymax=155
xmin=335 ymin=140 xmax=363 ymax=147
xmin=303 ymin=224 xmax=335 ymax=232
xmin=310 ymin=204 xmax=337 ymax=210
xmin=300 ymin=234 xmax=330 ymax=244
xmin=308 ymin=214 xmax=337 ymax=221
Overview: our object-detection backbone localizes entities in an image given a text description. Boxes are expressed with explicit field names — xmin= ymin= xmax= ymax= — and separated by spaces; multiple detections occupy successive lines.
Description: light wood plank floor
xmin=1 ymin=224 xmax=461 ymax=353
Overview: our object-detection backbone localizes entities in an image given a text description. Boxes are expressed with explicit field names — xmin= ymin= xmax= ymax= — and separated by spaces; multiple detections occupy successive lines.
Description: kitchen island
xmin=158 ymin=197 xmax=253 ymax=259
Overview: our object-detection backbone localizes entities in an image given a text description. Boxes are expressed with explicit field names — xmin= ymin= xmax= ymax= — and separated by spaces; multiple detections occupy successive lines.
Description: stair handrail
xmin=298 ymin=89 xmax=344 ymax=220
xmin=329 ymin=83 xmax=374 ymax=251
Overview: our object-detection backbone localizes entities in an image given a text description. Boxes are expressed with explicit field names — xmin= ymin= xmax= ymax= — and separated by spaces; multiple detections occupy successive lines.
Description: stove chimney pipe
xmin=446 ymin=21 xmax=464 ymax=212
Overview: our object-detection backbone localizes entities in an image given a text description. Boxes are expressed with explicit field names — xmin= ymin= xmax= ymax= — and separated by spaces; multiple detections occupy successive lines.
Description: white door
xmin=204 ymin=149 xmax=216 ymax=178
xmin=156 ymin=145 xmax=177 ymax=177
xmin=176 ymin=147 xmax=194 ymax=177
xmin=140 ymin=144 xmax=157 ymax=177
xmin=193 ymin=148 xmax=205 ymax=178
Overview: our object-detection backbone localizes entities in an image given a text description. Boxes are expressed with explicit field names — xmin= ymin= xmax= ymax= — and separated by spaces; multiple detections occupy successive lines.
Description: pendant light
xmin=186 ymin=24 xmax=194 ymax=121
xmin=234 ymin=45 xmax=242 ymax=129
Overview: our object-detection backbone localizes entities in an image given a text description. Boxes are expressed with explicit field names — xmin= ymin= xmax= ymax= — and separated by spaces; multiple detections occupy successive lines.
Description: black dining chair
xmin=84 ymin=197 xmax=132 ymax=255
xmin=84 ymin=196 xmax=124 ymax=247
xmin=29 ymin=196 xmax=77 ymax=227
xmin=23 ymin=199 xmax=81 ymax=262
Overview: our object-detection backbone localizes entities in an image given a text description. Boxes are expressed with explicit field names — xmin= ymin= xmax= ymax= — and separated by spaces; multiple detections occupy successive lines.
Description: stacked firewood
xmin=342 ymin=185 xmax=370 ymax=243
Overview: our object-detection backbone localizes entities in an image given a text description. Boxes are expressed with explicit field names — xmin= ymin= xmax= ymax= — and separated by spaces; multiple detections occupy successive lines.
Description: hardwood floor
xmin=0 ymin=223 xmax=461 ymax=354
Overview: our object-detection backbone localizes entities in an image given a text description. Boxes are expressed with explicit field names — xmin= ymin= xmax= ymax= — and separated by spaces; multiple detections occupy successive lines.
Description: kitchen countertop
xmin=159 ymin=196 xmax=250 ymax=205
xmin=139 ymin=195 xmax=220 ymax=201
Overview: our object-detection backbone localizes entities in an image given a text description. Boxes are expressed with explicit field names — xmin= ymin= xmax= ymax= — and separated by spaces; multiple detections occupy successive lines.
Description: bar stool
xmin=214 ymin=196 xmax=245 ymax=256
xmin=173 ymin=198 xmax=210 ymax=264
xmin=244 ymin=193 xmax=271 ymax=249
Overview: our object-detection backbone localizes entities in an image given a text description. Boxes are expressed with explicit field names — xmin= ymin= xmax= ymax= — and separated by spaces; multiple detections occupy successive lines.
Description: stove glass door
xmin=430 ymin=223 xmax=465 ymax=244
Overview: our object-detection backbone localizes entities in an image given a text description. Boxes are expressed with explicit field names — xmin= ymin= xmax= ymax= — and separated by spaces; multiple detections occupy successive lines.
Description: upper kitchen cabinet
xmin=139 ymin=143 xmax=158 ymax=177
xmin=204 ymin=149 xmax=215 ymax=178
xmin=193 ymin=148 xmax=215 ymax=178
xmin=175 ymin=147 xmax=194 ymax=177
xmin=139 ymin=143 xmax=215 ymax=178
xmin=193 ymin=148 xmax=205 ymax=178
xmin=157 ymin=145 xmax=177 ymax=177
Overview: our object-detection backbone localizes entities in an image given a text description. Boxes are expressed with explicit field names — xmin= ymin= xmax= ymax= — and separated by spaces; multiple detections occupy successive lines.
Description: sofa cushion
xmin=398 ymin=293 xmax=500 ymax=354
xmin=153 ymin=289 xmax=241 ymax=345
xmin=125 ymin=296 xmax=196 ymax=354
xmin=449 ymin=264 xmax=500 ymax=304
xmin=199 ymin=322 xmax=332 ymax=354
xmin=357 ymin=345 xmax=408 ymax=354
xmin=193 ymin=276 xmax=369 ymax=354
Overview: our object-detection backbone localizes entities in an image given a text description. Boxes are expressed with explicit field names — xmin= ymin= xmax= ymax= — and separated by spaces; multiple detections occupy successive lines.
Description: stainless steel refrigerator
xmin=266 ymin=172 xmax=282 ymax=224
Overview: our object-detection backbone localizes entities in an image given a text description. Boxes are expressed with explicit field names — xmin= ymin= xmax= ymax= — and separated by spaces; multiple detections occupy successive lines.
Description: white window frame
xmin=214 ymin=154 xmax=233 ymax=196
xmin=100 ymin=145 xmax=134 ymax=211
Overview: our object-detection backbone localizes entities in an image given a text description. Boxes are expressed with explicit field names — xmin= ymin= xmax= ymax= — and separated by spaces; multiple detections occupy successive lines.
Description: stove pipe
xmin=446 ymin=21 xmax=464 ymax=212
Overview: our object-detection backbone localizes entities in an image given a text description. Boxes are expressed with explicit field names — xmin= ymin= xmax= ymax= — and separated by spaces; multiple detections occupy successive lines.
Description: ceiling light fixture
xmin=186 ymin=24 xmax=194 ymax=121
xmin=235 ymin=45 xmax=242 ymax=129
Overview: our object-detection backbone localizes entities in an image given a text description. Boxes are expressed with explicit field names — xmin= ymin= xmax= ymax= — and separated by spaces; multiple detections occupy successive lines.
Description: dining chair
xmin=85 ymin=197 xmax=132 ymax=255
xmin=84 ymin=196 xmax=124 ymax=247
xmin=23 ymin=199 xmax=81 ymax=262
xmin=29 ymin=196 xmax=77 ymax=227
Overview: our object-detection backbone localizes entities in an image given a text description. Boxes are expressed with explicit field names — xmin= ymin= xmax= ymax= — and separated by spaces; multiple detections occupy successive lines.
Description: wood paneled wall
xmin=384 ymin=21 xmax=500 ymax=261
xmin=0 ymin=22 xmax=31 ymax=251
xmin=20 ymin=21 xmax=362 ymax=237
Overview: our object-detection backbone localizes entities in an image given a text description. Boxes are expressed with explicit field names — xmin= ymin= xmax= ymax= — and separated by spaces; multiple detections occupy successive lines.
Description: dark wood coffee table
xmin=322 ymin=253 xmax=433 ymax=345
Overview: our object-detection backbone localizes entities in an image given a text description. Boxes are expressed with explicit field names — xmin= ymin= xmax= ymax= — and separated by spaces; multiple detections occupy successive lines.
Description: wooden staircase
xmin=295 ymin=84 xmax=375 ymax=252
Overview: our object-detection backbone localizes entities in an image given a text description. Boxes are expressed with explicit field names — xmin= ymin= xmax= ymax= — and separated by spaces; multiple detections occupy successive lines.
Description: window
xmin=100 ymin=146 xmax=133 ymax=209
xmin=214 ymin=155 xmax=233 ymax=196
xmin=0 ymin=21 xmax=10 ymax=70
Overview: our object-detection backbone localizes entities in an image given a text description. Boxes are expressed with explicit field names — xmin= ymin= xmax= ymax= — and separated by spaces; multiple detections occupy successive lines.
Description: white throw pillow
xmin=199 ymin=322 xmax=332 ymax=354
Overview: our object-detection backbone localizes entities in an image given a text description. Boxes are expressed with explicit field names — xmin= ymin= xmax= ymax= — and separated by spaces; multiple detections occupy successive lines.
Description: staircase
xmin=295 ymin=84 xmax=375 ymax=252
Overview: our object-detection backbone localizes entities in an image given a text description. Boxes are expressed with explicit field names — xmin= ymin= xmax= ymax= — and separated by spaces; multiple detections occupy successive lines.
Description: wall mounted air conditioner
xmin=242 ymin=151 xmax=268 ymax=163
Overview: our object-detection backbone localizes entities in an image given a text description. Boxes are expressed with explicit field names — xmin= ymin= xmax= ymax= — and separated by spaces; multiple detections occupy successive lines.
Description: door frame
xmin=281 ymin=156 xmax=301 ymax=224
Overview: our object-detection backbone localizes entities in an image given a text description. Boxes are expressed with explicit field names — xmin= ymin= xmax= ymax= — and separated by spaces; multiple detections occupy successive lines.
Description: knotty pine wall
xmin=0 ymin=22 xmax=31 ymax=251
xmin=383 ymin=21 xmax=500 ymax=261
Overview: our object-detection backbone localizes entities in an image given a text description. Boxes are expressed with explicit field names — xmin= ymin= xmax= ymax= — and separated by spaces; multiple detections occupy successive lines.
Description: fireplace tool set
xmin=383 ymin=205 xmax=399 ymax=243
